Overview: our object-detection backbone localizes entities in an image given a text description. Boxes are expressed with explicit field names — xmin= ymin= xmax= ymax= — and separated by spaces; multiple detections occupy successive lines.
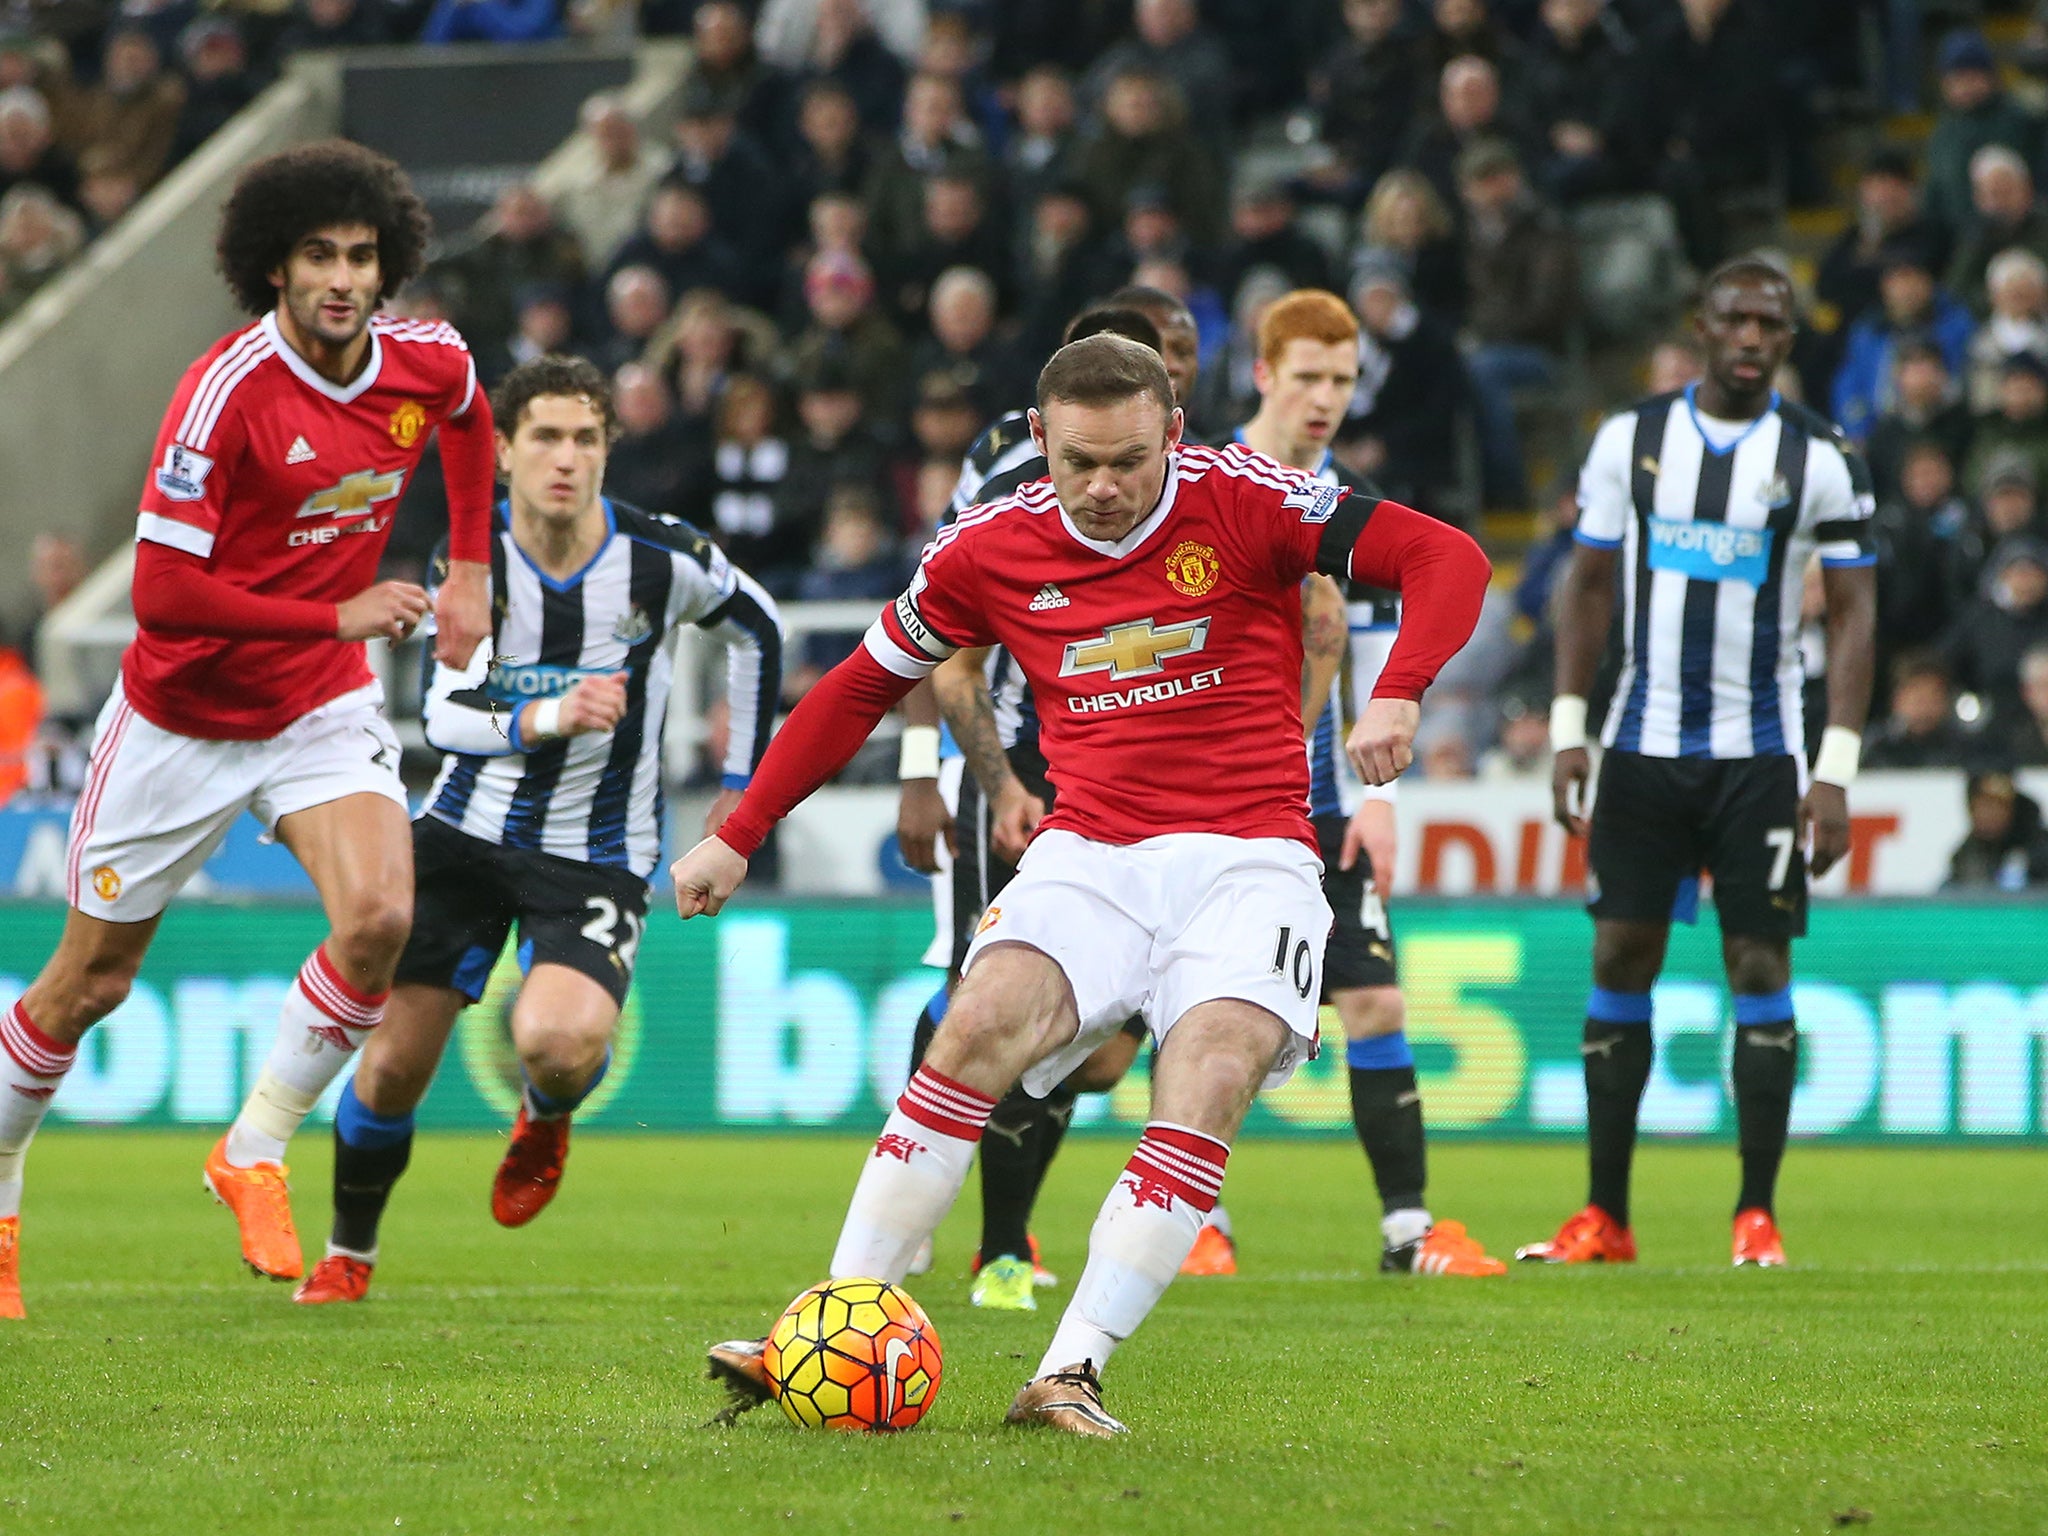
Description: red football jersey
xmin=125 ymin=312 xmax=479 ymax=740
xmin=874 ymin=444 xmax=1353 ymax=848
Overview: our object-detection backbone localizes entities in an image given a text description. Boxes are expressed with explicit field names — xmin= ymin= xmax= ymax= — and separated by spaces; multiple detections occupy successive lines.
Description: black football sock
xmin=1346 ymin=1033 xmax=1426 ymax=1217
xmin=330 ymin=1080 xmax=413 ymax=1258
xmin=1731 ymin=993 xmax=1798 ymax=1216
xmin=907 ymin=984 xmax=947 ymax=1076
xmin=1583 ymin=991 xmax=1654 ymax=1229
xmin=1028 ymin=1084 xmax=1078 ymax=1200
xmin=978 ymin=1088 xmax=1045 ymax=1263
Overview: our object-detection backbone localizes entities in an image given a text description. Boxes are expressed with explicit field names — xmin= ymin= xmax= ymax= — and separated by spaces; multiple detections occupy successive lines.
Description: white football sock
xmin=1037 ymin=1122 xmax=1229 ymax=1379
xmin=0 ymin=1003 xmax=76 ymax=1219
xmin=828 ymin=1065 xmax=994 ymax=1283
xmin=224 ymin=948 xmax=384 ymax=1167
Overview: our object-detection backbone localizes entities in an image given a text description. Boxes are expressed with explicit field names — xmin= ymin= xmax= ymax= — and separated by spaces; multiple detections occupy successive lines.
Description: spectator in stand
xmin=757 ymin=0 xmax=924 ymax=76
xmin=792 ymin=485 xmax=908 ymax=681
xmin=170 ymin=17 xmax=257 ymax=166
xmin=1479 ymin=696 xmax=1551 ymax=780
xmin=864 ymin=71 xmax=990 ymax=277
xmin=1952 ymin=452 xmax=2045 ymax=605
xmin=60 ymin=27 xmax=182 ymax=192
xmin=1868 ymin=338 xmax=1973 ymax=506
xmin=1457 ymin=138 xmax=1577 ymax=511
xmin=591 ymin=264 xmax=671 ymax=374
xmin=1216 ymin=176 xmax=1331 ymax=315
xmin=782 ymin=247 xmax=907 ymax=430
xmin=1190 ymin=265 xmax=1287 ymax=437
xmin=1817 ymin=149 xmax=1948 ymax=343
xmin=1515 ymin=479 xmax=1576 ymax=631
xmin=775 ymin=189 xmax=868 ymax=326
xmin=780 ymin=355 xmax=889 ymax=535
xmin=1340 ymin=255 xmax=1468 ymax=522
xmin=1014 ymin=184 xmax=1118 ymax=357
xmin=1419 ymin=0 xmax=1525 ymax=111
xmin=10 ymin=532 xmax=84 ymax=675
xmin=1310 ymin=0 xmax=1426 ymax=203
xmin=1420 ymin=728 xmax=1477 ymax=780
xmin=1521 ymin=0 xmax=1642 ymax=205
xmin=906 ymin=263 xmax=1009 ymax=415
xmin=883 ymin=169 xmax=1008 ymax=327
xmin=489 ymin=281 xmax=576 ymax=383
xmin=604 ymin=362 xmax=701 ymax=517
xmin=684 ymin=0 xmax=793 ymax=153
xmin=1864 ymin=651 xmax=1979 ymax=769
xmin=1997 ymin=642 xmax=2048 ymax=764
xmin=916 ymin=13 xmax=1005 ymax=149
xmin=899 ymin=368 xmax=982 ymax=483
xmin=1082 ymin=0 xmax=1233 ymax=157
xmin=1946 ymin=146 xmax=2048 ymax=316
xmin=1966 ymin=353 xmax=2048 ymax=499
xmin=438 ymin=184 xmax=585 ymax=367
xmin=661 ymin=287 xmax=750 ymax=436
xmin=904 ymin=453 xmax=954 ymax=542
xmin=1946 ymin=536 xmax=2048 ymax=725
xmin=607 ymin=182 xmax=745 ymax=306
xmin=549 ymin=95 xmax=667 ymax=271
xmin=0 ymin=182 xmax=84 ymax=318
xmin=788 ymin=79 xmax=872 ymax=210
xmin=1073 ymin=66 xmax=1221 ymax=252
xmin=1874 ymin=444 xmax=1972 ymax=687
xmin=1129 ymin=253 xmax=1225 ymax=361
xmin=1004 ymin=64 xmax=1077 ymax=222
xmin=1944 ymin=771 xmax=2048 ymax=890
xmin=420 ymin=0 xmax=559 ymax=43
xmin=0 ymin=87 xmax=78 ymax=211
xmin=75 ymin=147 xmax=139 ymax=236
xmin=1355 ymin=167 xmax=1465 ymax=327
xmin=1400 ymin=54 xmax=1528 ymax=220
xmin=1965 ymin=249 xmax=2048 ymax=417
xmin=693 ymin=371 xmax=808 ymax=591
xmin=277 ymin=0 xmax=390 ymax=53
xmin=669 ymin=79 xmax=787 ymax=303
xmin=1924 ymin=29 xmax=2045 ymax=239
xmin=768 ymin=0 xmax=908 ymax=134
xmin=1832 ymin=239 xmax=1976 ymax=446
xmin=1636 ymin=0 xmax=1785 ymax=267
xmin=0 ymin=642 xmax=43 ymax=804
xmin=1644 ymin=334 xmax=1704 ymax=393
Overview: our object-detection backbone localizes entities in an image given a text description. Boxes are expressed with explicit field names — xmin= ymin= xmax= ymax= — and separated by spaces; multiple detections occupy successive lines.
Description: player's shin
xmin=1036 ymin=1123 xmax=1228 ymax=1378
xmin=1346 ymin=1030 xmax=1430 ymax=1247
xmin=1583 ymin=990 xmax=1654 ymax=1229
xmin=226 ymin=947 xmax=386 ymax=1168
xmin=329 ymin=1078 xmax=413 ymax=1260
xmin=0 ymin=1003 xmax=77 ymax=1221
xmin=1730 ymin=991 xmax=1798 ymax=1216
xmin=829 ymin=1064 xmax=994 ymax=1282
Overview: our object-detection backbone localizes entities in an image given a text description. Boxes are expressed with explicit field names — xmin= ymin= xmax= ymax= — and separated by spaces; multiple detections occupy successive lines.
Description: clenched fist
xmin=337 ymin=580 xmax=430 ymax=643
xmin=671 ymin=834 xmax=748 ymax=918
xmin=1346 ymin=697 xmax=1419 ymax=786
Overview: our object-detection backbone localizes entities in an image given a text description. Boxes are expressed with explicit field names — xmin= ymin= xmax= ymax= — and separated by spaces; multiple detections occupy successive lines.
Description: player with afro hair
xmin=215 ymin=138 xmax=431 ymax=316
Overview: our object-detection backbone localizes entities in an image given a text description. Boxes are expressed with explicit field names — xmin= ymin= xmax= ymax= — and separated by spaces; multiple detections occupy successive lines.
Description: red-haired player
xmin=0 ymin=140 xmax=494 ymax=1316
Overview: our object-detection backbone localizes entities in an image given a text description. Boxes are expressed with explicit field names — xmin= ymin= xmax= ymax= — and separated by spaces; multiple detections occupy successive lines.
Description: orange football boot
xmin=1410 ymin=1219 xmax=1509 ymax=1276
xmin=0 ymin=1215 xmax=22 ymax=1320
xmin=1179 ymin=1222 xmax=1237 ymax=1276
xmin=1515 ymin=1205 xmax=1636 ymax=1264
xmin=491 ymin=1104 xmax=570 ymax=1227
xmin=294 ymin=1253 xmax=373 ymax=1304
xmin=204 ymin=1135 xmax=303 ymax=1280
xmin=1732 ymin=1208 xmax=1786 ymax=1267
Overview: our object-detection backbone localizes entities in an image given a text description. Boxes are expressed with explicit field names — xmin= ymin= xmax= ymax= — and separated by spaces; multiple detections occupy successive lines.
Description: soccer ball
xmin=763 ymin=1277 xmax=944 ymax=1432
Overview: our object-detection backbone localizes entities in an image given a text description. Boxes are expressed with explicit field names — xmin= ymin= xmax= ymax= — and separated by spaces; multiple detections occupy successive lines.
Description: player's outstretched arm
xmin=132 ymin=542 xmax=349 ymax=641
xmin=1548 ymin=543 xmax=1618 ymax=838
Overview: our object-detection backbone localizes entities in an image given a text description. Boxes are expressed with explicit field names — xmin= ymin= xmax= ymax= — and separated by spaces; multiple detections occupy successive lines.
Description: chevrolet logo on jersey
xmin=298 ymin=470 xmax=407 ymax=521
xmin=1060 ymin=617 xmax=1211 ymax=681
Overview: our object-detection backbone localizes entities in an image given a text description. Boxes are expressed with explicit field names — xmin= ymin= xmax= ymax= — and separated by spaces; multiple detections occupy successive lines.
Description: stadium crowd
xmin=4 ymin=0 xmax=2048 ymax=883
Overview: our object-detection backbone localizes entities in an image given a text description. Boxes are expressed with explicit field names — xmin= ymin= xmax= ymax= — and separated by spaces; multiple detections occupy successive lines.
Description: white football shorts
xmin=918 ymin=755 xmax=966 ymax=970
xmin=961 ymin=828 xmax=1333 ymax=1098
xmin=67 ymin=678 xmax=406 ymax=922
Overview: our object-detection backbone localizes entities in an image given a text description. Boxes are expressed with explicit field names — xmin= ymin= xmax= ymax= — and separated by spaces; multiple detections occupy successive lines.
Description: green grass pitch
xmin=2 ymin=1132 xmax=2043 ymax=1535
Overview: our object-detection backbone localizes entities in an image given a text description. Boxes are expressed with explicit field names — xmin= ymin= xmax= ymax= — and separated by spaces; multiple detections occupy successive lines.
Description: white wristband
xmin=898 ymin=725 xmax=940 ymax=781
xmin=528 ymin=697 xmax=563 ymax=742
xmin=1549 ymin=694 xmax=1588 ymax=753
xmin=1813 ymin=725 xmax=1861 ymax=787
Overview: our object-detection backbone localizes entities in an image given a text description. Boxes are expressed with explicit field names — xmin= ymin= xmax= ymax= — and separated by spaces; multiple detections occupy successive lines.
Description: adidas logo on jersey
xmin=286 ymin=436 xmax=317 ymax=465
xmin=1028 ymin=583 xmax=1070 ymax=612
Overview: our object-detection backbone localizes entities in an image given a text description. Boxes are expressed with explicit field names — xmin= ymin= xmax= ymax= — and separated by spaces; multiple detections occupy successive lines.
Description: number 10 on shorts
xmin=1271 ymin=925 xmax=1316 ymax=1000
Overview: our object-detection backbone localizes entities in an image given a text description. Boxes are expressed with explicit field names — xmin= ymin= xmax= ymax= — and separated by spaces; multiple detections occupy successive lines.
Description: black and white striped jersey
xmin=1576 ymin=386 xmax=1875 ymax=761
xmin=421 ymin=498 xmax=782 ymax=878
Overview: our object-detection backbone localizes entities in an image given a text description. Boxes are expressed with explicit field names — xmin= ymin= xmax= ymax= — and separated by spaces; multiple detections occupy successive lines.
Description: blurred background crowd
xmin=5 ymin=0 xmax=2048 ymax=885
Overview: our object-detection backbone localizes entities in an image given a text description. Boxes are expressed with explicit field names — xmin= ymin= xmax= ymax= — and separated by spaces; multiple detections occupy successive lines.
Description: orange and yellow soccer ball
xmin=763 ymin=1277 xmax=944 ymax=1432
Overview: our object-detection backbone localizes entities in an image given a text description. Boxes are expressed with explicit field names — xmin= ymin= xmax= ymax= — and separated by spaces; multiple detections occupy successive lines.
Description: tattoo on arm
xmin=934 ymin=661 xmax=1013 ymax=799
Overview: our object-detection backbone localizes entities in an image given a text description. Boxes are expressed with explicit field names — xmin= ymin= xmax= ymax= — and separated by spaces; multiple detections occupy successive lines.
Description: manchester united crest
xmin=92 ymin=865 xmax=121 ymax=902
xmin=1164 ymin=540 xmax=1219 ymax=598
xmin=389 ymin=400 xmax=427 ymax=448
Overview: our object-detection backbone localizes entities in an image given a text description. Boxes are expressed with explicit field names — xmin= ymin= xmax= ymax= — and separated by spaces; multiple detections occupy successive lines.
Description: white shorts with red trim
xmin=961 ymin=829 xmax=1333 ymax=1099
xmin=67 ymin=678 xmax=405 ymax=922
